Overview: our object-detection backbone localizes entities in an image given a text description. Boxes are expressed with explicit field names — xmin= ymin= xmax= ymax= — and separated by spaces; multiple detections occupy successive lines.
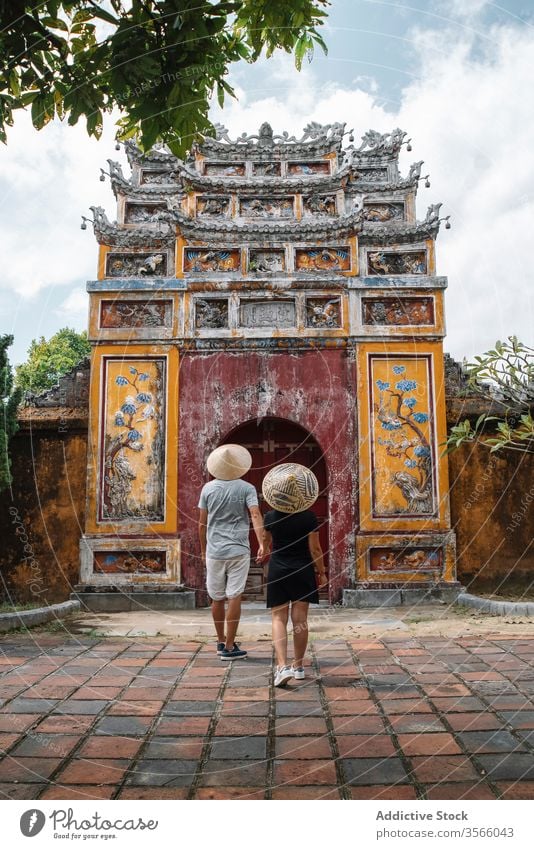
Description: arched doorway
xmin=221 ymin=418 xmax=328 ymax=600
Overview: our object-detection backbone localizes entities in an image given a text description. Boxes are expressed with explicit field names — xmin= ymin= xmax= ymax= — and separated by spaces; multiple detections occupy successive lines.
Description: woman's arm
xmin=258 ymin=529 xmax=272 ymax=564
xmin=308 ymin=531 xmax=327 ymax=588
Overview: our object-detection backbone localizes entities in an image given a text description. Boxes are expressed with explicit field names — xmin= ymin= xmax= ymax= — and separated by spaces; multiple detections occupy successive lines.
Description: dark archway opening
xmin=221 ymin=417 xmax=328 ymax=600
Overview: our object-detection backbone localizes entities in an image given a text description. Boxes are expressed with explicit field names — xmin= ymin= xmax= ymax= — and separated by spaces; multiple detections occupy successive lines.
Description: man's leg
xmin=290 ymin=601 xmax=310 ymax=667
xmin=211 ymin=600 xmax=226 ymax=643
xmin=271 ymin=603 xmax=290 ymax=668
xmin=225 ymin=595 xmax=242 ymax=650
xmin=224 ymin=555 xmax=250 ymax=650
xmin=206 ymin=558 xmax=226 ymax=643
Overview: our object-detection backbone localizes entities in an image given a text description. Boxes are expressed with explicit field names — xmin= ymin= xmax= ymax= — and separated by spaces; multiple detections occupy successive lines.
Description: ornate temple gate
xmin=77 ymin=122 xmax=459 ymax=609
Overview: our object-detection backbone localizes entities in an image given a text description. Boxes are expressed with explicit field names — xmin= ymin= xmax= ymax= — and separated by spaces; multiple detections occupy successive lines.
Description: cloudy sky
xmin=1 ymin=0 xmax=533 ymax=366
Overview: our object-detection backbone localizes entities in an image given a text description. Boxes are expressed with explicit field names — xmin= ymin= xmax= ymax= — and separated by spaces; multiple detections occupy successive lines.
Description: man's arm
xmin=198 ymin=508 xmax=208 ymax=559
xmin=248 ymin=505 xmax=265 ymax=561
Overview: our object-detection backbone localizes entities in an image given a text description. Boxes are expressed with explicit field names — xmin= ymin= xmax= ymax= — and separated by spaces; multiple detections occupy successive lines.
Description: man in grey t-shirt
xmin=198 ymin=444 xmax=264 ymax=661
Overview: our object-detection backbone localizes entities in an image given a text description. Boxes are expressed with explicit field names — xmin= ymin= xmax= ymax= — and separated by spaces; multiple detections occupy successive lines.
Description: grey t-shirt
xmin=198 ymin=478 xmax=259 ymax=559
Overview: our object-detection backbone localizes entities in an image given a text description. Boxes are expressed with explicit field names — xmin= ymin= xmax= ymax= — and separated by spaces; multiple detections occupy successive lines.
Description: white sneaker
xmin=274 ymin=665 xmax=293 ymax=688
xmin=291 ymin=666 xmax=305 ymax=680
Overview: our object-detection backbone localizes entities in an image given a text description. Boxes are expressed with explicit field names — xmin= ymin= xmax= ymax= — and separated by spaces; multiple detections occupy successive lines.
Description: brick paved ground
xmin=1 ymin=634 xmax=534 ymax=800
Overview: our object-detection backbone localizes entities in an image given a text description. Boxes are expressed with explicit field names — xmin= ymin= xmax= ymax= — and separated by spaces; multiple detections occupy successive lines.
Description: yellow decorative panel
xmin=85 ymin=344 xmax=179 ymax=535
xmin=358 ymin=341 xmax=450 ymax=532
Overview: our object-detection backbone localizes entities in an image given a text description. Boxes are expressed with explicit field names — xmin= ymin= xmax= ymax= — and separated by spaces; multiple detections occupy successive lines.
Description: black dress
xmin=264 ymin=509 xmax=320 ymax=608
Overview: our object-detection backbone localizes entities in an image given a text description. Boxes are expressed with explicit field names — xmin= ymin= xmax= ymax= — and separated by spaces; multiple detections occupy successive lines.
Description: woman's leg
xmin=290 ymin=601 xmax=310 ymax=667
xmin=271 ymin=603 xmax=290 ymax=668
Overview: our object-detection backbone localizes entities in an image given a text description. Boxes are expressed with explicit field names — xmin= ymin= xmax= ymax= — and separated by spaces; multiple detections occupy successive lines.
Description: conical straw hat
xmin=207 ymin=444 xmax=252 ymax=481
xmin=262 ymin=463 xmax=319 ymax=513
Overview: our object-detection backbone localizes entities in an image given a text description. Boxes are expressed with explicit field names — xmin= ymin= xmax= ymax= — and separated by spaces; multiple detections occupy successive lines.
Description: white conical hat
xmin=207 ymin=444 xmax=252 ymax=481
xmin=262 ymin=463 xmax=319 ymax=513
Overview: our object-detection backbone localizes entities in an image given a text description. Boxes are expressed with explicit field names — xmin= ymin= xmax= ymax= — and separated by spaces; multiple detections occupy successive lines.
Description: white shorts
xmin=206 ymin=555 xmax=250 ymax=601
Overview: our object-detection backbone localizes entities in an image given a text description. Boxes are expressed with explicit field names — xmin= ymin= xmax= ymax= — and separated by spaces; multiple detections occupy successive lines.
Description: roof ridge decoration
xmin=205 ymin=120 xmax=347 ymax=148
xmin=89 ymin=206 xmax=175 ymax=248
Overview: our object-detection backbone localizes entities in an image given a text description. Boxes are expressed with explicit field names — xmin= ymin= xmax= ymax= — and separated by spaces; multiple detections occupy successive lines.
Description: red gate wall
xmin=178 ymin=349 xmax=357 ymax=604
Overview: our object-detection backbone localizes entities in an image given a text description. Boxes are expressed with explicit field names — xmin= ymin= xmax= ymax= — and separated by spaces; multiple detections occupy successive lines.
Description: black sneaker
xmin=216 ymin=641 xmax=226 ymax=655
xmin=220 ymin=645 xmax=248 ymax=661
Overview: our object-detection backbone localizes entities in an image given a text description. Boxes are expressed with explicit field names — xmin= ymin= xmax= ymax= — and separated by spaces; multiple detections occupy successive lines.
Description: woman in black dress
xmin=260 ymin=463 xmax=327 ymax=687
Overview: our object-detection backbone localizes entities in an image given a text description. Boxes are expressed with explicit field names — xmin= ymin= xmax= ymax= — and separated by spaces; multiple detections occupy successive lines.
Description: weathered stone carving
xmin=100 ymin=300 xmax=172 ymax=328
xmin=363 ymin=202 xmax=404 ymax=222
xmin=352 ymin=167 xmax=388 ymax=182
xmin=141 ymin=169 xmax=181 ymax=184
xmin=369 ymin=547 xmax=442 ymax=572
xmin=196 ymin=196 xmax=231 ymax=217
xmin=304 ymin=194 xmax=337 ymax=216
xmin=94 ymin=550 xmax=167 ymax=574
xmin=248 ymin=249 xmax=285 ymax=273
xmin=106 ymin=252 xmax=167 ymax=277
xmin=295 ymin=246 xmax=351 ymax=272
xmin=356 ymin=128 xmax=407 ymax=155
xmin=362 ymin=297 xmax=434 ymax=326
xmin=195 ymin=299 xmax=229 ymax=329
xmin=368 ymin=250 xmax=426 ymax=276
xmin=204 ymin=162 xmax=245 ymax=176
xmin=252 ymin=162 xmax=281 ymax=176
xmin=239 ymin=197 xmax=294 ymax=218
xmin=184 ymin=248 xmax=240 ymax=273
xmin=287 ymin=161 xmax=330 ymax=176
xmin=124 ymin=203 xmax=169 ymax=224
xmin=240 ymin=300 xmax=296 ymax=328
xmin=306 ymin=297 xmax=342 ymax=328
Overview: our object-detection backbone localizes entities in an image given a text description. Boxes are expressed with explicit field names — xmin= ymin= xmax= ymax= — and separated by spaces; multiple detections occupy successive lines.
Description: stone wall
xmin=0 ymin=357 xmax=532 ymax=603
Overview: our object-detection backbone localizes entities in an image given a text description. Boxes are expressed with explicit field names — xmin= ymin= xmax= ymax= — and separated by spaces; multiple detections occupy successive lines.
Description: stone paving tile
xmin=343 ymin=757 xmax=410 ymax=786
xmin=10 ymin=734 xmax=82 ymax=758
xmin=210 ymin=737 xmax=267 ymax=760
xmin=56 ymin=758 xmax=130 ymax=785
xmin=397 ymin=733 xmax=462 ymax=757
xmin=34 ymin=715 xmax=94 ymax=734
xmin=125 ymin=759 xmax=197 ymax=787
xmin=496 ymin=781 xmax=534 ymax=799
xmin=214 ymin=717 xmax=269 ymax=736
xmin=501 ymin=711 xmax=534 ymax=729
xmin=410 ymin=756 xmax=481 ymax=784
xmin=41 ymin=785 xmax=116 ymax=800
xmin=349 ymin=786 xmax=418 ymax=800
xmin=446 ymin=712 xmax=503 ymax=732
xmin=200 ymin=760 xmax=267 ymax=787
xmin=118 ymin=787 xmax=189 ymax=799
xmin=425 ymin=783 xmax=497 ymax=800
xmin=93 ymin=716 xmax=153 ymax=736
xmin=336 ymin=734 xmax=396 ymax=758
xmin=275 ymin=736 xmax=332 ymax=759
xmin=0 ymin=783 xmax=46 ymax=799
xmin=0 ymin=756 xmax=63 ymax=782
xmin=458 ymin=730 xmax=527 ymax=754
xmin=473 ymin=753 xmax=534 ymax=781
xmin=77 ymin=736 xmax=143 ymax=759
xmin=195 ymin=787 xmax=265 ymax=799
xmin=273 ymin=759 xmax=338 ymax=786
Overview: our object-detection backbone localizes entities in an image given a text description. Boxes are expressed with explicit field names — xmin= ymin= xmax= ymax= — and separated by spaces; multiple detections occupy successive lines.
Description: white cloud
xmin=1 ymin=19 xmax=533 ymax=362
xmin=0 ymin=113 xmax=122 ymax=298
xmin=55 ymin=290 xmax=89 ymax=320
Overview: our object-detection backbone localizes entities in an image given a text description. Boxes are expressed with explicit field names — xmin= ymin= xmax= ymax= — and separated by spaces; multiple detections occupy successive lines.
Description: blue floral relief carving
xmin=375 ymin=368 xmax=434 ymax=513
